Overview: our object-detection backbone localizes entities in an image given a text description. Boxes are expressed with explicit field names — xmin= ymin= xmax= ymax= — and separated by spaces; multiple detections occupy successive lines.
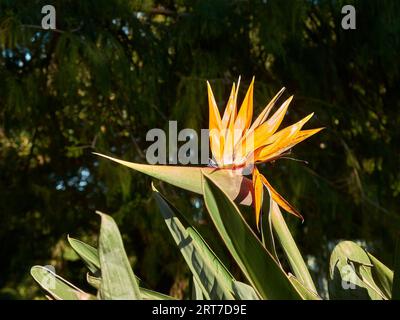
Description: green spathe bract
xmin=93 ymin=152 xmax=253 ymax=206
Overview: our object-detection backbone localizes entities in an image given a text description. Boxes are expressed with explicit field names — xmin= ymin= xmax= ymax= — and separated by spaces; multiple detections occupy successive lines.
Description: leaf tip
xmin=95 ymin=210 xmax=107 ymax=218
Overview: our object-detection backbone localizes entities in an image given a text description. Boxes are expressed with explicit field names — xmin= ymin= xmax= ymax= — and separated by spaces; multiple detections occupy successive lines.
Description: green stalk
xmin=270 ymin=201 xmax=317 ymax=293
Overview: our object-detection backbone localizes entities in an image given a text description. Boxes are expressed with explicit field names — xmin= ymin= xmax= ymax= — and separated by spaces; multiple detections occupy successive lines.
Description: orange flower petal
xmin=207 ymin=81 xmax=222 ymax=131
xmin=260 ymin=174 xmax=304 ymax=221
xmin=260 ymin=127 xmax=325 ymax=162
xmin=292 ymin=128 xmax=325 ymax=145
xmin=264 ymin=96 xmax=293 ymax=135
xmin=234 ymin=77 xmax=254 ymax=140
xmin=207 ymin=81 xmax=224 ymax=164
xmin=235 ymin=95 xmax=293 ymax=160
xmin=209 ymin=131 xmax=224 ymax=165
xmin=221 ymin=83 xmax=237 ymax=128
xmin=249 ymin=87 xmax=286 ymax=132
xmin=221 ymin=81 xmax=239 ymax=166
xmin=253 ymin=113 xmax=314 ymax=162
xmin=253 ymin=166 xmax=264 ymax=228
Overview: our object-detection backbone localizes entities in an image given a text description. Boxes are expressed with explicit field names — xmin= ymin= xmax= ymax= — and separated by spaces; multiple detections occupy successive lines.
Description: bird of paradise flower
xmin=206 ymin=77 xmax=323 ymax=227
xmin=94 ymin=77 xmax=322 ymax=230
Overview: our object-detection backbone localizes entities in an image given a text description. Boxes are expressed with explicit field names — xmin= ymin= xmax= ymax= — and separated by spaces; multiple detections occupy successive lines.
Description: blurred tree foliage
xmin=0 ymin=0 xmax=399 ymax=298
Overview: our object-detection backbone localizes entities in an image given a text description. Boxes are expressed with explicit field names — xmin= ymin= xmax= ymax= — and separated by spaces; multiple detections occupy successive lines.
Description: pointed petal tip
xmin=292 ymin=210 xmax=304 ymax=222
xmin=235 ymin=76 xmax=242 ymax=93
xmin=302 ymin=112 xmax=315 ymax=123
xmin=310 ymin=127 xmax=325 ymax=135
xmin=275 ymin=87 xmax=286 ymax=97
xmin=250 ymin=76 xmax=255 ymax=87
xmin=282 ymin=95 xmax=294 ymax=109
xmin=280 ymin=95 xmax=294 ymax=110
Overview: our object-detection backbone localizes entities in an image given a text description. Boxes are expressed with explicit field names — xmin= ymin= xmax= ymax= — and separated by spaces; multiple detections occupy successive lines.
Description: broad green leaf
xmin=393 ymin=238 xmax=400 ymax=300
xmin=153 ymin=184 xmax=235 ymax=300
xmin=97 ymin=211 xmax=141 ymax=300
xmin=201 ymin=172 xmax=301 ymax=300
xmin=329 ymin=241 xmax=385 ymax=300
xmin=191 ymin=276 xmax=204 ymax=300
xmin=140 ymin=288 xmax=176 ymax=300
xmin=367 ymin=252 xmax=393 ymax=299
xmin=94 ymin=152 xmax=252 ymax=205
xmin=86 ymin=273 xmax=175 ymax=300
xmin=31 ymin=266 xmax=94 ymax=300
xmin=329 ymin=256 xmax=370 ymax=299
xmin=232 ymin=281 xmax=260 ymax=300
xmin=357 ymin=264 xmax=387 ymax=300
xmin=270 ymin=199 xmax=317 ymax=293
xmin=87 ymin=273 xmax=101 ymax=290
xmin=288 ymin=275 xmax=321 ymax=300
xmin=260 ymin=190 xmax=278 ymax=261
xmin=67 ymin=236 xmax=100 ymax=274
xmin=70 ymin=239 xmax=142 ymax=285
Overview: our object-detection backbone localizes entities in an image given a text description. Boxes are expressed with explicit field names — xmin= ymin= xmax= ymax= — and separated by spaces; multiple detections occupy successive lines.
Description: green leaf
xmin=140 ymin=288 xmax=176 ymax=300
xmin=393 ymin=238 xmax=400 ymax=300
xmin=260 ymin=190 xmax=278 ymax=261
xmin=153 ymin=184 xmax=235 ymax=300
xmin=201 ymin=172 xmax=301 ymax=300
xmin=94 ymin=152 xmax=253 ymax=205
xmin=70 ymin=238 xmax=141 ymax=285
xmin=367 ymin=252 xmax=393 ymax=299
xmin=288 ymin=275 xmax=321 ymax=300
xmin=97 ymin=211 xmax=141 ymax=300
xmin=86 ymin=273 xmax=101 ymax=290
xmin=232 ymin=281 xmax=260 ymax=300
xmin=67 ymin=236 xmax=100 ymax=274
xmin=86 ymin=273 xmax=175 ymax=300
xmin=329 ymin=241 xmax=385 ymax=300
xmin=270 ymin=199 xmax=317 ymax=293
xmin=191 ymin=276 xmax=204 ymax=300
xmin=31 ymin=266 xmax=94 ymax=300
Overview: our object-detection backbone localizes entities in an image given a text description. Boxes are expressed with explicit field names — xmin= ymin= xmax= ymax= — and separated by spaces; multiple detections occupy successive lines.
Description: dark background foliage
xmin=0 ymin=0 xmax=399 ymax=299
